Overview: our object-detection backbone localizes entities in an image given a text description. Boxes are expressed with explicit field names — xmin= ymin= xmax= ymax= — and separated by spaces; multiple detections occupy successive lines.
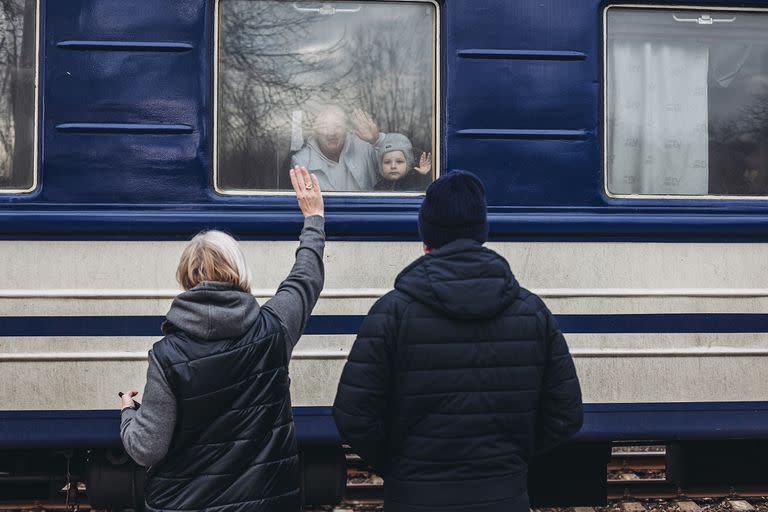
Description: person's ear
xmin=423 ymin=244 xmax=432 ymax=254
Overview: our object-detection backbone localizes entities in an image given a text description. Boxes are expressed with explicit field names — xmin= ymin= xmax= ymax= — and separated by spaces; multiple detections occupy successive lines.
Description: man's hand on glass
xmin=351 ymin=109 xmax=380 ymax=145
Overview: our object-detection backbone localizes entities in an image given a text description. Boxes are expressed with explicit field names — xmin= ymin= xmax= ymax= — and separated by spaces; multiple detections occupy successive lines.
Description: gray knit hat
xmin=376 ymin=133 xmax=414 ymax=175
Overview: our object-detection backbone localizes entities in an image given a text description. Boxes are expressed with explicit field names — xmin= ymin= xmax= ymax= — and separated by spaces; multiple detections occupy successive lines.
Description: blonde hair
xmin=176 ymin=230 xmax=252 ymax=293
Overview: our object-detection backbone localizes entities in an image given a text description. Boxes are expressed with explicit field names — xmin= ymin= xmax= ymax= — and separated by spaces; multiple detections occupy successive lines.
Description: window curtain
xmin=607 ymin=41 xmax=710 ymax=195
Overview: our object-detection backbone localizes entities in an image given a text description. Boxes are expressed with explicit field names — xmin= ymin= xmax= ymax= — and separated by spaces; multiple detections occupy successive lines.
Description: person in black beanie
xmin=418 ymin=169 xmax=488 ymax=246
xmin=333 ymin=170 xmax=583 ymax=512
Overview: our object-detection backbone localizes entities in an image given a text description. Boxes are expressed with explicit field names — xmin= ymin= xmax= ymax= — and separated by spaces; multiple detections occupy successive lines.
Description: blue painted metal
xmin=557 ymin=313 xmax=768 ymax=334
xmin=292 ymin=407 xmax=344 ymax=448
xmin=0 ymin=410 xmax=120 ymax=449
xmin=456 ymin=49 xmax=588 ymax=60
xmin=2 ymin=210 xmax=768 ymax=241
xmin=1 ymin=313 xmax=767 ymax=337
xmin=456 ymin=129 xmax=588 ymax=140
xmin=41 ymin=0 xmax=210 ymax=205
xmin=0 ymin=407 xmax=341 ymax=449
xmin=0 ymin=0 xmax=762 ymax=239
xmin=56 ymin=41 xmax=194 ymax=52
xmin=2 ymin=403 xmax=768 ymax=450
xmin=576 ymin=402 xmax=768 ymax=442
xmin=56 ymin=123 xmax=194 ymax=134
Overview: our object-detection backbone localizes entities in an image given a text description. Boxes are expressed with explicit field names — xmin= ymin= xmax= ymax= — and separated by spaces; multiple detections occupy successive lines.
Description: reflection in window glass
xmin=0 ymin=0 xmax=36 ymax=192
xmin=217 ymin=1 xmax=436 ymax=193
xmin=606 ymin=8 xmax=768 ymax=197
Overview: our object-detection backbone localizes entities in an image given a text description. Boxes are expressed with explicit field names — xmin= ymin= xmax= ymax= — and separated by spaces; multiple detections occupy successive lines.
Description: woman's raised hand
xmin=290 ymin=165 xmax=324 ymax=218
xmin=414 ymin=152 xmax=432 ymax=175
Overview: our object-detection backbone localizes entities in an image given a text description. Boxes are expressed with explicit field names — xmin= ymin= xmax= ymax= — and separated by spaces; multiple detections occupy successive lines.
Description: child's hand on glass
xmin=414 ymin=152 xmax=432 ymax=175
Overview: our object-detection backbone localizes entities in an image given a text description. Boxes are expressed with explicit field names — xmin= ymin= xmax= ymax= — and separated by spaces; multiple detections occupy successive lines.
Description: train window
xmin=605 ymin=7 xmax=768 ymax=198
xmin=0 ymin=0 xmax=37 ymax=193
xmin=215 ymin=0 xmax=438 ymax=195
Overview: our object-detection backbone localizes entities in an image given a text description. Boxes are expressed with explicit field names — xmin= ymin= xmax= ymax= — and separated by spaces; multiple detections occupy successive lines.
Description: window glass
xmin=216 ymin=1 xmax=437 ymax=194
xmin=0 ymin=0 xmax=36 ymax=192
xmin=606 ymin=7 xmax=768 ymax=197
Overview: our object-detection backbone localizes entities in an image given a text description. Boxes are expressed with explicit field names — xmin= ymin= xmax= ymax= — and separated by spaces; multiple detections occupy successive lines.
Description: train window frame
xmin=212 ymin=0 xmax=441 ymax=197
xmin=602 ymin=4 xmax=768 ymax=201
xmin=0 ymin=0 xmax=40 ymax=195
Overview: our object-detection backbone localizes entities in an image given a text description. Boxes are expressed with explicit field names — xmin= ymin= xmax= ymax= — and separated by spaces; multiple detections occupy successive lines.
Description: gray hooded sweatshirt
xmin=120 ymin=215 xmax=325 ymax=467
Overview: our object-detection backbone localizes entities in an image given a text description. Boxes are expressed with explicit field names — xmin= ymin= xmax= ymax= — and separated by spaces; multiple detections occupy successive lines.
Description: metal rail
xmin=608 ymin=451 xmax=666 ymax=471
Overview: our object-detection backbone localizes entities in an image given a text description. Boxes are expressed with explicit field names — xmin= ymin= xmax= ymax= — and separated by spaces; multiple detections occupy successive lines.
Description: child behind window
xmin=374 ymin=133 xmax=432 ymax=192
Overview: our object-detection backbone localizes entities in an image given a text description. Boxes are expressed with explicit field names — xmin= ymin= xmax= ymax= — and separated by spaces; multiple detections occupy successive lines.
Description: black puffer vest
xmin=146 ymin=283 xmax=300 ymax=512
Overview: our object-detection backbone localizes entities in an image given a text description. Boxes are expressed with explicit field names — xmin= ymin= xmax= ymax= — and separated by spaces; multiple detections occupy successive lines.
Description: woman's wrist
xmin=304 ymin=215 xmax=325 ymax=229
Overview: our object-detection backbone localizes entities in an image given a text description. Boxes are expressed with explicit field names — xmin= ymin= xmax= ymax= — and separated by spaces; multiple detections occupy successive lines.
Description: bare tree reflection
xmin=709 ymin=76 xmax=768 ymax=195
xmin=218 ymin=2 xmax=351 ymax=189
xmin=0 ymin=0 xmax=35 ymax=189
xmin=346 ymin=17 xmax=432 ymax=161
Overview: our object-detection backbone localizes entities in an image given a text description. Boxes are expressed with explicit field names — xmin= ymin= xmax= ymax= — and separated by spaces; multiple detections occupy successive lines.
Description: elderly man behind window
xmin=291 ymin=105 xmax=384 ymax=191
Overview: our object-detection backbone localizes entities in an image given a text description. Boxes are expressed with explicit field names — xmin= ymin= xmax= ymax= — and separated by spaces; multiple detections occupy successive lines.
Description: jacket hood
xmin=395 ymin=239 xmax=520 ymax=320
xmin=163 ymin=281 xmax=260 ymax=341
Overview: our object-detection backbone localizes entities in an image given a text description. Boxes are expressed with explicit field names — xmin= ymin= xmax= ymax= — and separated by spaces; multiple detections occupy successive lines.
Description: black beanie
xmin=418 ymin=170 xmax=488 ymax=249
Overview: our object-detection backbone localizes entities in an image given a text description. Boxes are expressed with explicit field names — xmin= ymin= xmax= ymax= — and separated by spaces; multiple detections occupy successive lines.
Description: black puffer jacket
xmin=333 ymin=239 xmax=583 ymax=512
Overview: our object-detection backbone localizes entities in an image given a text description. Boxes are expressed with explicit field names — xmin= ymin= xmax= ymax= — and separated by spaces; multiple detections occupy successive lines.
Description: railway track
xmin=3 ymin=450 xmax=768 ymax=511
xmin=344 ymin=449 xmax=768 ymax=504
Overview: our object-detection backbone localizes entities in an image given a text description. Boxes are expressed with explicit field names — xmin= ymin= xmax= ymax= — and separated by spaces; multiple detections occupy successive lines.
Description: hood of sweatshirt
xmin=394 ymin=239 xmax=520 ymax=320
xmin=162 ymin=281 xmax=260 ymax=341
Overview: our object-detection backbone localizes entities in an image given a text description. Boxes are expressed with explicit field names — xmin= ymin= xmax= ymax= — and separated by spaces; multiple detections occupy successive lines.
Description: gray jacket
xmin=120 ymin=215 xmax=325 ymax=467
xmin=292 ymin=133 xmax=384 ymax=191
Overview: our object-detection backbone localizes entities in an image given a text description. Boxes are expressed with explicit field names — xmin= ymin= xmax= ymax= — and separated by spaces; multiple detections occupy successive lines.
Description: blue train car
xmin=0 ymin=0 xmax=768 ymax=507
